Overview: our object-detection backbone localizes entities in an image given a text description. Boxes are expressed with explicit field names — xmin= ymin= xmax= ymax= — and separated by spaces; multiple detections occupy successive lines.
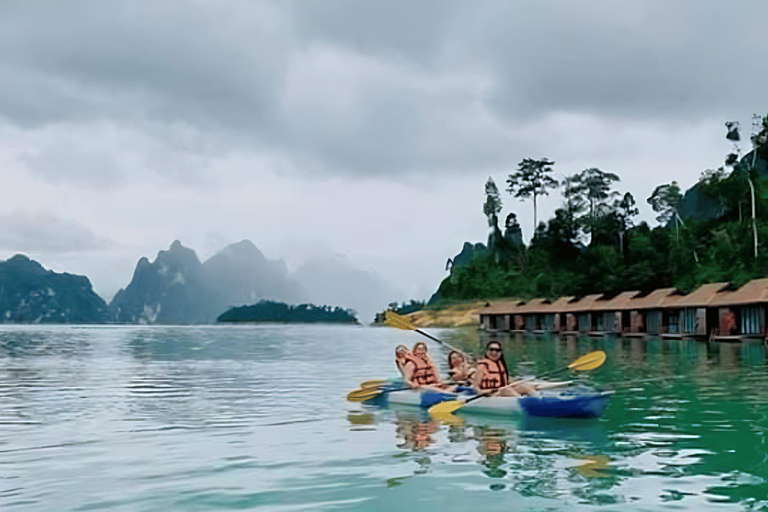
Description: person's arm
xmin=402 ymin=361 xmax=416 ymax=388
xmin=472 ymin=362 xmax=486 ymax=392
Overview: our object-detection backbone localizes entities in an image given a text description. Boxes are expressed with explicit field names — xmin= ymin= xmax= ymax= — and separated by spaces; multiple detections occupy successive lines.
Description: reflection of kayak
xmin=372 ymin=384 xmax=611 ymax=419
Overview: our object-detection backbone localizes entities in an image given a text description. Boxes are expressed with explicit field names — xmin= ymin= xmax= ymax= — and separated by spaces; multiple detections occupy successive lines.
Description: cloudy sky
xmin=1 ymin=0 xmax=766 ymax=305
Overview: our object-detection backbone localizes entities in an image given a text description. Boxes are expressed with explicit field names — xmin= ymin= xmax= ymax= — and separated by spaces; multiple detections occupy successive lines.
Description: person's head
xmin=413 ymin=341 xmax=428 ymax=357
xmin=448 ymin=351 xmax=465 ymax=368
xmin=395 ymin=344 xmax=409 ymax=361
xmin=485 ymin=341 xmax=503 ymax=361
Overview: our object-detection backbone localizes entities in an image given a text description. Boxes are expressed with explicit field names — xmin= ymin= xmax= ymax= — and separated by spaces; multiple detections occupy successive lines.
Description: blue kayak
xmin=378 ymin=386 xmax=612 ymax=419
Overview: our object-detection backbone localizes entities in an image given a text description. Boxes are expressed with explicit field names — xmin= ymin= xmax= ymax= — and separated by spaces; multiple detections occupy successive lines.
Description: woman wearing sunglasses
xmin=473 ymin=341 xmax=536 ymax=397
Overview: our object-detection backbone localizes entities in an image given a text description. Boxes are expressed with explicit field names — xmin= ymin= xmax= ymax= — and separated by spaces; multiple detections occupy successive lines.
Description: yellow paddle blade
xmin=431 ymin=411 xmax=466 ymax=426
xmin=567 ymin=350 xmax=606 ymax=372
xmin=346 ymin=387 xmax=384 ymax=402
xmin=427 ymin=399 xmax=467 ymax=415
xmin=385 ymin=311 xmax=416 ymax=331
xmin=359 ymin=379 xmax=389 ymax=388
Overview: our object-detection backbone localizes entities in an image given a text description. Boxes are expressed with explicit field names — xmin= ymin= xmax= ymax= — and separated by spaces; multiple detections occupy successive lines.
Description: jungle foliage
xmin=435 ymin=115 xmax=768 ymax=302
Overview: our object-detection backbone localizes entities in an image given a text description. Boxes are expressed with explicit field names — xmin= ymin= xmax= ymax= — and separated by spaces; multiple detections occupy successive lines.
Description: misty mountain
xmin=292 ymin=255 xmax=402 ymax=323
xmin=0 ymin=254 xmax=110 ymax=323
xmin=110 ymin=240 xmax=304 ymax=324
xmin=203 ymin=240 xmax=303 ymax=307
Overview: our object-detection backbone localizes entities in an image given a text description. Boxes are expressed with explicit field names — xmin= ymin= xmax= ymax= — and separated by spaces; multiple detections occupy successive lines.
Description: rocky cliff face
xmin=678 ymin=148 xmax=768 ymax=222
xmin=0 ymin=254 xmax=110 ymax=323
xmin=110 ymin=240 xmax=304 ymax=324
xmin=110 ymin=240 xmax=215 ymax=323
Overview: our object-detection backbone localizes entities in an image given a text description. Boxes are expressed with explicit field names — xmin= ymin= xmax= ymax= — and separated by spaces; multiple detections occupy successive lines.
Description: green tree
xmin=648 ymin=181 xmax=684 ymax=240
xmin=507 ymin=158 xmax=558 ymax=231
xmin=615 ymin=192 xmax=639 ymax=259
xmin=561 ymin=173 xmax=587 ymax=219
xmin=572 ymin=168 xmax=620 ymax=243
xmin=483 ymin=177 xmax=503 ymax=220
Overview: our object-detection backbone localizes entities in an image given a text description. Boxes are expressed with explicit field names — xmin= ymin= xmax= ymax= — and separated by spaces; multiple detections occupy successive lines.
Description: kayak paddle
xmin=347 ymin=385 xmax=408 ymax=402
xmin=359 ymin=379 xmax=391 ymax=389
xmin=385 ymin=311 xmax=471 ymax=359
xmin=427 ymin=350 xmax=607 ymax=416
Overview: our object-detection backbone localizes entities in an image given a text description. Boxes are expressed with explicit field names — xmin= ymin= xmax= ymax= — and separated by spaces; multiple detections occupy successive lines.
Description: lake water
xmin=0 ymin=325 xmax=767 ymax=511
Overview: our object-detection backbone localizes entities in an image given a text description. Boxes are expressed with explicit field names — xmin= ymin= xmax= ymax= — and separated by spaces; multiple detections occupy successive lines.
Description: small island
xmin=217 ymin=300 xmax=359 ymax=324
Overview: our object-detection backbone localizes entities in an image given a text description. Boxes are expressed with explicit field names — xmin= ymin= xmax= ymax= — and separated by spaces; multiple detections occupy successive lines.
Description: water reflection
xmin=475 ymin=425 xmax=510 ymax=479
xmin=1 ymin=325 xmax=768 ymax=511
xmin=393 ymin=410 xmax=439 ymax=451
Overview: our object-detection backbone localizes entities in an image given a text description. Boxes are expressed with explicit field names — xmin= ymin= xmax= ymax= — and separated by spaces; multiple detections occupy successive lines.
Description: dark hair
xmin=448 ymin=350 xmax=464 ymax=368
xmin=485 ymin=341 xmax=509 ymax=381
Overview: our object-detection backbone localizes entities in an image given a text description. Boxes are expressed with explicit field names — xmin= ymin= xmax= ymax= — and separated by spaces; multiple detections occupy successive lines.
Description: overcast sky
xmin=1 ymin=0 xmax=766 ymax=304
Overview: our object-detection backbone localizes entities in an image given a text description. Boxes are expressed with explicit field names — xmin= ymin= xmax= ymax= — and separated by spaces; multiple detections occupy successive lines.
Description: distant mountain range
xmin=0 ymin=254 xmax=109 ymax=323
xmin=110 ymin=239 xmax=304 ymax=324
xmin=0 ymin=239 xmax=399 ymax=324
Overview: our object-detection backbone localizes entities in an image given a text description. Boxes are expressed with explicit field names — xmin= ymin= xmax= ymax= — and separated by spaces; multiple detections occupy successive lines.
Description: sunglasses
xmin=487 ymin=347 xmax=502 ymax=353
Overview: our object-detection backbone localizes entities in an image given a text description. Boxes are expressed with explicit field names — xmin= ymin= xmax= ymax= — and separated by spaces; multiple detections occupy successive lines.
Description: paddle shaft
xmin=413 ymin=328 xmax=471 ymax=360
xmin=460 ymin=365 xmax=576 ymax=405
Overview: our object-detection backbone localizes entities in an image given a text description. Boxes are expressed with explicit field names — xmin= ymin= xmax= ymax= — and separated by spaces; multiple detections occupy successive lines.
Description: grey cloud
xmin=0 ymin=210 xmax=112 ymax=253
xmin=0 ymin=0 xmax=766 ymax=185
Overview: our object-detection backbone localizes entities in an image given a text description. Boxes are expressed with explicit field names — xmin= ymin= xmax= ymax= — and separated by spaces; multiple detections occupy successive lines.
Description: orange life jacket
xmin=477 ymin=358 xmax=508 ymax=390
xmin=404 ymin=354 xmax=438 ymax=386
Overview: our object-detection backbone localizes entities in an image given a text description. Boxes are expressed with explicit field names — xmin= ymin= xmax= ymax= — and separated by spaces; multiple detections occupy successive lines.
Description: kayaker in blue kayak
xmin=394 ymin=344 xmax=411 ymax=378
xmin=473 ymin=341 xmax=536 ymax=397
xmin=447 ymin=351 xmax=475 ymax=384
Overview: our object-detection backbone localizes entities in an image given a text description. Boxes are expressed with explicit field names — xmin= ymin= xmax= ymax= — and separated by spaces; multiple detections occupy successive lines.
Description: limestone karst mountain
xmin=0 ymin=254 xmax=110 ymax=323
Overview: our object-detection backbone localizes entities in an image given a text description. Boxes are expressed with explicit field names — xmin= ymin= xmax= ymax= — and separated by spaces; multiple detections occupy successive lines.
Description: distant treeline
xmin=217 ymin=300 xmax=359 ymax=324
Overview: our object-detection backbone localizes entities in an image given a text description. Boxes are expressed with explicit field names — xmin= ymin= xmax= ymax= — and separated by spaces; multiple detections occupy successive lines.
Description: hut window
xmin=741 ymin=306 xmax=763 ymax=335
xmin=647 ymin=311 xmax=661 ymax=334
xmin=525 ymin=315 xmax=535 ymax=331
xmin=668 ymin=312 xmax=680 ymax=333
xmin=578 ymin=313 xmax=589 ymax=331
xmin=682 ymin=308 xmax=696 ymax=334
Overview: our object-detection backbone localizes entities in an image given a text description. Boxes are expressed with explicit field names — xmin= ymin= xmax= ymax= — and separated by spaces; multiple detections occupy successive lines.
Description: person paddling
xmin=473 ymin=341 xmax=536 ymax=397
xmin=402 ymin=341 xmax=448 ymax=390
xmin=447 ymin=350 xmax=475 ymax=384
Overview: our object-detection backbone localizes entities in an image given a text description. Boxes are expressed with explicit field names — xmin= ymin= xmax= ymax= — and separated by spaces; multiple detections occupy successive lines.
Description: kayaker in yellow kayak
xmin=473 ymin=341 xmax=536 ymax=397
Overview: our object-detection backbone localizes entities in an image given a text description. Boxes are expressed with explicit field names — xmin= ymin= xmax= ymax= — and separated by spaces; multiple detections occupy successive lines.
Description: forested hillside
xmin=434 ymin=114 xmax=768 ymax=302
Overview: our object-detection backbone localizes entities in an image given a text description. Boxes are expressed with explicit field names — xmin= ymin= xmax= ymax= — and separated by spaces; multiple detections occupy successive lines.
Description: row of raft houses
xmin=479 ymin=278 xmax=768 ymax=341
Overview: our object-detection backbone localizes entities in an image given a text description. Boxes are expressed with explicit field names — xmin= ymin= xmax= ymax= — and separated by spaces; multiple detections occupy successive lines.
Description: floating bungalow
xmin=709 ymin=278 xmax=768 ymax=340
xmin=478 ymin=278 xmax=768 ymax=341
xmin=589 ymin=291 xmax=640 ymax=335
xmin=559 ymin=294 xmax=604 ymax=334
xmin=624 ymin=287 xmax=684 ymax=337
xmin=662 ymin=282 xmax=729 ymax=339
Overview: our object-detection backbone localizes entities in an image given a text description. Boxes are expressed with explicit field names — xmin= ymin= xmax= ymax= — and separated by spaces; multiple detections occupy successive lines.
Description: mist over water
xmin=0 ymin=325 xmax=766 ymax=511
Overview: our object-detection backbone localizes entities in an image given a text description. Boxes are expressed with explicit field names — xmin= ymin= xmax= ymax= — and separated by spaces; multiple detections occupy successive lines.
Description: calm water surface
xmin=0 ymin=325 xmax=767 ymax=511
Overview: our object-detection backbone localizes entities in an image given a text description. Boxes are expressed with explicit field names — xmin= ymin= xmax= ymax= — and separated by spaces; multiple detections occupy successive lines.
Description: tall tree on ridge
xmin=573 ymin=168 xmax=620 ymax=244
xmin=484 ymin=177 xmax=505 ymax=256
xmin=615 ymin=192 xmax=639 ymax=260
xmin=647 ymin=181 xmax=683 ymax=240
xmin=483 ymin=177 xmax=503 ymax=221
xmin=506 ymin=158 xmax=558 ymax=232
